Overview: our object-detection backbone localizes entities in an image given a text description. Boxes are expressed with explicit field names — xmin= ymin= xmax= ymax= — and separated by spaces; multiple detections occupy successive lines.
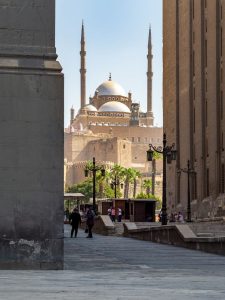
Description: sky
xmin=55 ymin=0 xmax=162 ymax=127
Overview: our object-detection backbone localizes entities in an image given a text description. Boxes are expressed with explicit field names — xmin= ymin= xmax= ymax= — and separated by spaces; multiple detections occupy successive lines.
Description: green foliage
xmin=143 ymin=179 xmax=152 ymax=195
xmin=153 ymin=151 xmax=162 ymax=160
xmin=66 ymin=178 xmax=93 ymax=203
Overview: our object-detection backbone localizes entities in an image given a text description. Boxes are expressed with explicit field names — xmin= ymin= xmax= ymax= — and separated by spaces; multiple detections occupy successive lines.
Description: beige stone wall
xmin=163 ymin=0 xmax=225 ymax=219
xmin=163 ymin=0 xmax=179 ymax=211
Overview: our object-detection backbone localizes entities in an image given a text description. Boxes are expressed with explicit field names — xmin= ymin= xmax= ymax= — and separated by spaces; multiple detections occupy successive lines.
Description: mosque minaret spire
xmin=147 ymin=25 xmax=154 ymax=125
xmin=80 ymin=20 xmax=86 ymax=108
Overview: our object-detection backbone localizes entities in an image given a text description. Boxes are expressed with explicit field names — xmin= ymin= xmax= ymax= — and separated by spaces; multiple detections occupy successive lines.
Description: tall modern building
xmin=163 ymin=0 xmax=225 ymax=219
xmin=64 ymin=24 xmax=163 ymax=191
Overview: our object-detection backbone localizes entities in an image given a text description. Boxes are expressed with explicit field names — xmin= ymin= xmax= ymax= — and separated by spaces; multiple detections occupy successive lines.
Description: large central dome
xmin=96 ymin=79 xmax=127 ymax=97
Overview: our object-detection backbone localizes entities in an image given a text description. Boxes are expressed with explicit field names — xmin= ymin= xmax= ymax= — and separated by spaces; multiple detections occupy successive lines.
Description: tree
xmin=109 ymin=164 xmax=125 ymax=198
xmin=143 ymin=179 xmax=152 ymax=196
xmin=151 ymin=151 xmax=162 ymax=195
xmin=122 ymin=167 xmax=136 ymax=198
xmin=132 ymin=169 xmax=142 ymax=198
xmin=66 ymin=178 xmax=93 ymax=203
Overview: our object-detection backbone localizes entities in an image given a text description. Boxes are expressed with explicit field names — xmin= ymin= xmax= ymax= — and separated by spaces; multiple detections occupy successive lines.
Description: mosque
xmin=64 ymin=23 xmax=163 ymax=192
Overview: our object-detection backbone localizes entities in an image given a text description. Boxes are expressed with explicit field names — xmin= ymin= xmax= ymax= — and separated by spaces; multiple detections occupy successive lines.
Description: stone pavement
xmin=0 ymin=225 xmax=225 ymax=300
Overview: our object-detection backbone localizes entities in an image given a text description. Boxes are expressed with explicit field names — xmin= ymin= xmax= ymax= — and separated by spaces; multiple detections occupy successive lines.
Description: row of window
xmin=100 ymin=97 xmax=128 ymax=102
xmin=206 ymin=165 xmax=225 ymax=196
xmin=131 ymin=137 xmax=161 ymax=143
xmin=88 ymin=122 xmax=127 ymax=126
xmin=179 ymin=164 xmax=225 ymax=202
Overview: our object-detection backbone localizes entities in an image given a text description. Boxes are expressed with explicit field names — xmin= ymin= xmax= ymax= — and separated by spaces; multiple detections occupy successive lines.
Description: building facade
xmin=163 ymin=0 xmax=225 ymax=219
xmin=64 ymin=24 xmax=163 ymax=196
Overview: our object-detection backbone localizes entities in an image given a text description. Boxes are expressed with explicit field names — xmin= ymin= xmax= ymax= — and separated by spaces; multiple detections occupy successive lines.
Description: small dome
xmin=99 ymin=101 xmax=131 ymax=113
xmin=83 ymin=104 xmax=97 ymax=112
xmin=95 ymin=80 xmax=127 ymax=97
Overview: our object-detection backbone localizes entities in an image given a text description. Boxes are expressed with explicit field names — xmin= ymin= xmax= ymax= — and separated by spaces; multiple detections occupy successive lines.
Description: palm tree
xmin=123 ymin=168 xmax=136 ymax=198
xmin=133 ymin=169 xmax=142 ymax=198
xmin=109 ymin=164 xmax=125 ymax=198
xmin=143 ymin=179 xmax=152 ymax=196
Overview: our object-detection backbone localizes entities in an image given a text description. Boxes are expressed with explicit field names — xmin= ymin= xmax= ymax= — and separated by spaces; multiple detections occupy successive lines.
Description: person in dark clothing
xmin=69 ymin=208 xmax=81 ymax=238
xmin=86 ymin=207 xmax=95 ymax=238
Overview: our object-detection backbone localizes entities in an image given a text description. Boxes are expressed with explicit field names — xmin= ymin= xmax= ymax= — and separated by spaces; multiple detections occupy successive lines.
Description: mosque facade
xmin=64 ymin=23 xmax=163 ymax=195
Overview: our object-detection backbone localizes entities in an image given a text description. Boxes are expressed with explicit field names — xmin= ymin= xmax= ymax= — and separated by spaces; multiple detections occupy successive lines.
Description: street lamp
xmin=177 ymin=160 xmax=195 ymax=222
xmin=147 ymin=133 xmax=177 ymax=225
xmin=111 ymin=174 xmax=123 ymax=198
xmin=84 ymin=157 xmax=105 ymax=212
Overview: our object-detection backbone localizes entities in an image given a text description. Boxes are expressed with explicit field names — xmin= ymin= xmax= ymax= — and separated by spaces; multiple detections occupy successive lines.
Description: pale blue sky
xmin=56 ymin=0 xmax=162 ymax=127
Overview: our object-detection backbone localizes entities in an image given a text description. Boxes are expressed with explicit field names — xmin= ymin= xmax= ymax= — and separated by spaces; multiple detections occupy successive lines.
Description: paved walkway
xmin=0 ymin=225 xmax=225 ymax=299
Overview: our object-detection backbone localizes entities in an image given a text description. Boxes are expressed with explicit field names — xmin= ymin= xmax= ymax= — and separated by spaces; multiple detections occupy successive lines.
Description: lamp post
xmin=84 ymin=157 xmax=105 ymax=213
xmin=111 ymin=175 xmax=123 ymax=198
xmin=177 ymin=160 xmax=195 ymax=222
xmin=147 ymin=133 xmax=177 ymax=225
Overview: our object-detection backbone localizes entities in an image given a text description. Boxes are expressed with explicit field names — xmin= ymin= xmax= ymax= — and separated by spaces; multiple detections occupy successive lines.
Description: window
xmin=206 ymin=168 xmax=209 ymax=197
xmin=192 ymin=0 xmax=194 ymax=19
xmin=206 ymin=137 xmax=209 ymax=156
xmin=193 ymin=172 xmax=197 ymax=199
xmin=123 ymin=144 xmax=126 ymax=149
xmin=193 ymin=143 xmax=196 ymax=162
xmin=221 ymin=164 xmax=225 ymax=193
xmin=193 ymin=107 xmax=195 ymax=133
xmin=205 ymin=100 xmax=208 ymax=127
xmin=205 ymin=78 xmax=207 ymax=92
xmin=222 ymin=131 xmax=224 ymax=151
xmin=138 ymin=137 xmax=141 ymax=142
xmin=205 ymin=39 xmax=207 ymax=67
xmin=132 ymin=137 xmax=135 ymax=142
xmin=193 ymin=50 xmax=195 ymax=76
xmin=221 ymin=27 xmax=223 ymax=57
xmin=221 ymin=91 xmax=223 ymax=120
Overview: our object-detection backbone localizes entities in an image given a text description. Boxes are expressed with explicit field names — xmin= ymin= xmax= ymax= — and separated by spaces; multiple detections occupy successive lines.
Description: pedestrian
xmin=117 ymin=207 xmax=122 ymax=222
xmin=69 ymin=208 xmax=81 ymax=238
xmin=178 ymin=211 xmax=184 ymax=223
xmin=107 ymin=206 xmax=112 ymax=220
xmin=111 ymin=207 xmax=116 ymax=222
xmin=86 ymin=207 xmax=95 ymax=238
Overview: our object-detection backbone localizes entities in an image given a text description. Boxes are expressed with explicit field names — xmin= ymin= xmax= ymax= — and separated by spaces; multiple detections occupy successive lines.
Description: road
xmin=0 ymin=225 xmax=225 ymax=299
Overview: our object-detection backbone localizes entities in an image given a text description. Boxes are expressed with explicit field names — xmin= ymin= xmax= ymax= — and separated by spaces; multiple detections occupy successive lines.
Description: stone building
xmin=163 ymin=0 xmax=225 ymax=219
xmin=64 ymin=24 xmax=163 ymax=196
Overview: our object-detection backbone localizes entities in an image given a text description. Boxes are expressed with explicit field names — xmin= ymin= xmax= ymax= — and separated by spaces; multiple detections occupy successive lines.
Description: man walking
xmin=69 ymin=208 xmax=81 ymax=238
xmin=86 ymin=207 xmax=95 ymax=238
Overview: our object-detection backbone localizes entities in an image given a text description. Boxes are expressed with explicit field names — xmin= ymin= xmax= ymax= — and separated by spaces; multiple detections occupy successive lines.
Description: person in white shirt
xmin=118 ymin=207 xmax=122 ymax=222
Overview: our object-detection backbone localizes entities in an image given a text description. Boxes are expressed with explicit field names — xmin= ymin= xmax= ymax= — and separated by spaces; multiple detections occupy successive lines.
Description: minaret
xmin=147 ymin=26 xmax=154 ymax=125
xmin=80 ymin=21 xmax=86 ymax=108
xmin=70 ymin=106 xmax=74 ymax=125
